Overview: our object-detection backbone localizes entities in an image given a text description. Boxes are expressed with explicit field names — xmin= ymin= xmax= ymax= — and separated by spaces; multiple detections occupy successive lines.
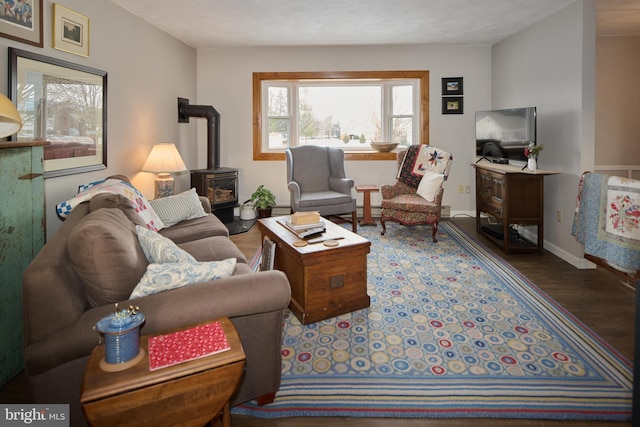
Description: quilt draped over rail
xmin=396 ymin=145 xmax=452 ymax=188
xmin=572 ymin=172 xmax=640 ymax=273
xmin=56 ymin=178 xmax=164 ymax=231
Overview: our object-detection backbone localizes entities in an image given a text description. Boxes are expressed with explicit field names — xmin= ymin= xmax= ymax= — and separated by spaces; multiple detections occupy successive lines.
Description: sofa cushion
xmin=178 ymin=236 xmax=247 ymax=264
xmin=68 ymin=208 xmax=148 ymax=307
xmin=159 ymin=214 xmax=229 ymax=244
xmin=129 ymin=258 xmax=237 ymax=299
xmin=148 ymin=188 xmax=207 ymax=228
xmin=135 ymin=225 xmax=196 ymax=264
xmin=89 ymin=193 xmax=146 ymax=227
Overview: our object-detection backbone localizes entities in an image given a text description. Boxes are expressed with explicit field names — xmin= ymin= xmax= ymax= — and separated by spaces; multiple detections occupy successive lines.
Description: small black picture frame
xmin=442 ymin=77 xmax=463 ymax=95
xmin=442 ymin=97 xmax=464 ymax=115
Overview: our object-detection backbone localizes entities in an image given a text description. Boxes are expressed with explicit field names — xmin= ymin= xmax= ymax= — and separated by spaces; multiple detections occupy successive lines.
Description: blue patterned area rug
xmin=233 ymin=222 xmax=632 ymax=420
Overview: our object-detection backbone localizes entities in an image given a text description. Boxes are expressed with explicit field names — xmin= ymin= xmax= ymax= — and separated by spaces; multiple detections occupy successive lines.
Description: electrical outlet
xmin=556 ymin=210 xmax=562 ymax=223
xmin=465 ymin=185 xmax=471 ymax=193
xmin=458 ymin=185 xmax=464 ymax=194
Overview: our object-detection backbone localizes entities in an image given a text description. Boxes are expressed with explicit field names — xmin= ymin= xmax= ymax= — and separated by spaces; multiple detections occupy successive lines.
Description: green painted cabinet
xmin=0 ymin=142 xmax=46 ymax=387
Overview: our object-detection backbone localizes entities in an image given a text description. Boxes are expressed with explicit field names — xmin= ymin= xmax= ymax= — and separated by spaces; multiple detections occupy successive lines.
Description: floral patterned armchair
xmin=380 ymin=146 xmax=453 ymax=242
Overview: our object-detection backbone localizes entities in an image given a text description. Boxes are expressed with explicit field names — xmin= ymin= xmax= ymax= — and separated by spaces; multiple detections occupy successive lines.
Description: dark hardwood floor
xmin=2 ymin=217 xmax=634 ymax=427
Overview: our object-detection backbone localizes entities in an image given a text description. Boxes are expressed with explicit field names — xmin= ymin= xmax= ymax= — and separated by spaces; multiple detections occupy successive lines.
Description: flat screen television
xmin=475 ymin=107 xmax=536 ymax=164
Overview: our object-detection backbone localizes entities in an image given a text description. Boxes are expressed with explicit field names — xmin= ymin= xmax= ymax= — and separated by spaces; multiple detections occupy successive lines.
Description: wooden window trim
xmin=253 ymin=70 xmax=429 ymax=161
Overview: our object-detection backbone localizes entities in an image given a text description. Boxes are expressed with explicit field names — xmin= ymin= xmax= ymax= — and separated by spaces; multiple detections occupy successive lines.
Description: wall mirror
xmin=9 ymin=48 xmax=107 ymax=178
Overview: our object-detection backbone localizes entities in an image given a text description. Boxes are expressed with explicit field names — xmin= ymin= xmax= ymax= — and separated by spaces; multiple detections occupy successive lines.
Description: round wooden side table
xmin=81 ymin=317 xmax=245 ymax=427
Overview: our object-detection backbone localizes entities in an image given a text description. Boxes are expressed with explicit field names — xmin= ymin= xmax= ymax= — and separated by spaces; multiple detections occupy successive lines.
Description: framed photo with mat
xmin=441 ymin=77 xmax=463 ymax=95
xmin=9 ymin=48 xmax=107 ymax=178
xmin=52 ymin=3 xmax=90 ymax=58
xmin=0 ymin=0 xmax=43 ymax=47
xmin=442 ymin=97 xmax=464 ymax=115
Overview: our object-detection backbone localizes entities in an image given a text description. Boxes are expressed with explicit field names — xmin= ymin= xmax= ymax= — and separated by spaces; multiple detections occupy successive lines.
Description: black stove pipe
xmin=178 ymin=97 xmax=220 ymax=170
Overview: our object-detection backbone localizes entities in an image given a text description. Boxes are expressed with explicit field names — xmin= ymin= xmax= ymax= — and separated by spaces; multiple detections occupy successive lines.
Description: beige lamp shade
xmin=0 ymin=93 xmax=22 ymax=138
xmin=142 ymin=143 xmax=187 ymax=174
xmin=142 ymin=142 xmax=188 ymax=199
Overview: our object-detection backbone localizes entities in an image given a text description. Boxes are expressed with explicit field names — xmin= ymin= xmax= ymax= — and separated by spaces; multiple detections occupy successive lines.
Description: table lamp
xmin=0 ymin=93 xmax=22 ymax=138
xmin=142 ymin=142 xmax=187 ymax=199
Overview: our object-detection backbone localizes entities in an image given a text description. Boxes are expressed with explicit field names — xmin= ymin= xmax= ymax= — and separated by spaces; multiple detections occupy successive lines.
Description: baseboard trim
xmin=517 ymin=227 xmax=595 ymax=270
xmin=269 ymin=207 xmax=595 ymax=270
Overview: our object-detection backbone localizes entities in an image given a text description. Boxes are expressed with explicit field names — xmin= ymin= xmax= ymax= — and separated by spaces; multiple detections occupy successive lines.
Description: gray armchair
xmin=286 ymin=146 xmax=357 ymax=232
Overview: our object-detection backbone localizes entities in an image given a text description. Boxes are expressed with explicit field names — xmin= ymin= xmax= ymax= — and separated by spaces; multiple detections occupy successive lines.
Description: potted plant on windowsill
xmin=250 ymin=185 xmax=276 ymax=218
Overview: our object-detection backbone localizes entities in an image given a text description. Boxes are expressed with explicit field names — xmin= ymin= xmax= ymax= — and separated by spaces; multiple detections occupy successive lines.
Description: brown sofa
xmin=23 ymin=184 xmax=291 ymax=426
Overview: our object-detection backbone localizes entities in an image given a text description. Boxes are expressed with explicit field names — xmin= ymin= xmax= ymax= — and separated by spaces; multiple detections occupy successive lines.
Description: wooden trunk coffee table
xmin=81 ymin=317 xmax=245 ymax=427
xmin=258 ymin=215 xmax=371 ymax=324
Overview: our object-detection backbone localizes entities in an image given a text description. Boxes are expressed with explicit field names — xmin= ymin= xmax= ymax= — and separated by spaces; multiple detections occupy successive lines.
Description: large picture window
xmin=253 ymin=71 xmax=429 ymax=160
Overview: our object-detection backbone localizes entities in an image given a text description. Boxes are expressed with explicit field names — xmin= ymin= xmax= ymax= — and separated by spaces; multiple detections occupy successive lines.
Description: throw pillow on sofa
xmin=131 ymin=223 xmax=238 ymax=299
xmin=129 ymin=258 xmax=237 ymax=299
xmin=135 ymin=225 xmax=196 ymax=264
xmin=68 ymin=208 xmax=148 ymax=307
xmin=148 ymin=188 xmax=207 ymax=228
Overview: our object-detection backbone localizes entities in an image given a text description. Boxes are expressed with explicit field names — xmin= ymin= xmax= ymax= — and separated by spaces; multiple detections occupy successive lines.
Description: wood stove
xmin=191 ymin=168 xmax=238 ymax=223
xmin=178 ymin=98 xmax=238 ymax=224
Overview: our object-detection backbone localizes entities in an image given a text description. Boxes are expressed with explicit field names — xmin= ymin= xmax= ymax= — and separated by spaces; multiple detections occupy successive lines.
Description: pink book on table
xmin=148 ymin=321 xmax=230 ymax=371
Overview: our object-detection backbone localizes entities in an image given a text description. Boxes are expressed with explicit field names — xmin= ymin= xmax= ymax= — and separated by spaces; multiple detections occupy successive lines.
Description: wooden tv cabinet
xmin=472 ymin=161 xmax=560 ymax=254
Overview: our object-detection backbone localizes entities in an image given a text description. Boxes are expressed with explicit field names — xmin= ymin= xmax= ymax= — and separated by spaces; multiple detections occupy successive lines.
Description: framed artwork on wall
xmin=441 ymin=77 xmax=463 ymax=96
xmin=442 ymin=97 xmax=464 ymax=115
xmin=0 ymin=0 xmax=44 ymax=47
xmin=9 ymin=48 xmax=107 ymax=178
xmin=52 ymin=3 xmax=90 ymax=58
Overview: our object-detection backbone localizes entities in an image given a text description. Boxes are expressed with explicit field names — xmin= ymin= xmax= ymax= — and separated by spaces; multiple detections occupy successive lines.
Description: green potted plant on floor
xmin=250 ymin=185 xmax=276 ymax=218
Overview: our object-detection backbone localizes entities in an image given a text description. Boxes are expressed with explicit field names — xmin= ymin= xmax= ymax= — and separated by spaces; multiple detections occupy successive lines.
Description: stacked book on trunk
xmin=279 ymin=211 xmax=325 ymax=239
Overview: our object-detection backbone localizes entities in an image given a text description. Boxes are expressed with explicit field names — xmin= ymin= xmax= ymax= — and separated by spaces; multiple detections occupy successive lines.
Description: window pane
xmin=254 ymin=71 xmax=429 ymax=160
xmin=298 ymin=86 xmax=381 ymax=148
xmin=268 ymin=118 xmax=289 ymax=149
xmin=392 ymin=85 xmax=413 ymax=116
xmin=391 ymin=117 xmax=412 ymax=145
xmin=268 ymin=86 xmax=288 ymax=116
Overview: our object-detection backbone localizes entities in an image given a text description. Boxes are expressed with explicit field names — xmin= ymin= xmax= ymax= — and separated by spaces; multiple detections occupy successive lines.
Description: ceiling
xmin=110 ymin=0 xmax=640 ymax=50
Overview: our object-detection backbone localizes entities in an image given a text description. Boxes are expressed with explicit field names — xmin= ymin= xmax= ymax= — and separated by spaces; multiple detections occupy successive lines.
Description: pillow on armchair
xmin=416 ymin=171 xmax=445 ymax=202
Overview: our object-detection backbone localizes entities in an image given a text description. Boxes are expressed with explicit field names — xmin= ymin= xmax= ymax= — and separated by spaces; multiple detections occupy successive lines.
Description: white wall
xmin=0 ymin=1 xmax=596 ymax=255
xmin=491 ymin=0 xmax=596 ymax=266
xmin=196 ymin=45 xmax=491 ymax=214
xmin=0 ymin=0 xmax=197 ymax=238
xmin=596 ymin=36 xmax=640 ymax=166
